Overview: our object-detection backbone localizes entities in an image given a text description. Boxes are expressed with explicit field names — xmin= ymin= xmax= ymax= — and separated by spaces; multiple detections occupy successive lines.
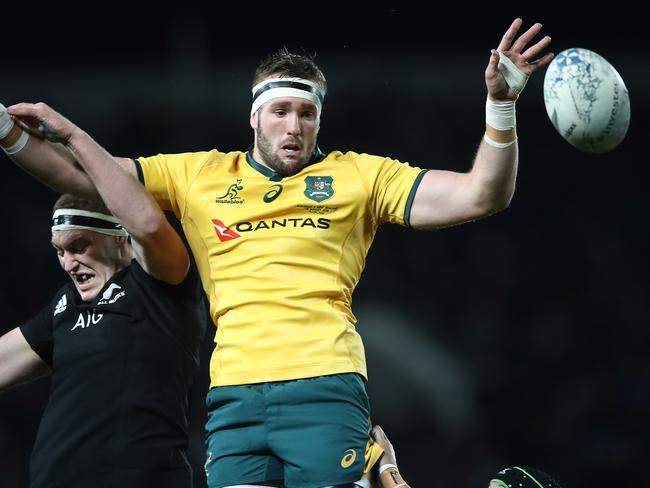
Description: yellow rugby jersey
xmin=135 ymin=149 xmax=426 ymax=387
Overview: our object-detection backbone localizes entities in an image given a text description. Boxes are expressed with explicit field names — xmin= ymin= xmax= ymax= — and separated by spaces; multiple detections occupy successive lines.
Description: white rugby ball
xmin=543 ymin=47 xmax=630 ymax=153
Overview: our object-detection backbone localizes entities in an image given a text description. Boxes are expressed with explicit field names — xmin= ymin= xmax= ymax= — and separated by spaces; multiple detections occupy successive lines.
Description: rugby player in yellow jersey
xmin=3 ymin=17 xmax=552 ymax=488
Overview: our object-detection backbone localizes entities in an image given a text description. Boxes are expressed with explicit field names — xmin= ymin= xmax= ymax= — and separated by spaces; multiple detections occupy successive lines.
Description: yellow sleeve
xmin=351 ymin=152 xmax=427 ymax=226
xmin=135 ymin=152 xmax=210 ymax=219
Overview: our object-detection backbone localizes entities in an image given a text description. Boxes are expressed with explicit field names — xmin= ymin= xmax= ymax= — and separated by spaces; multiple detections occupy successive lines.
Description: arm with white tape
xmin=8 ymin=102 xmax=188 ymax=285
xmin=483 ymin=19 xmax=553 ymax=146
xmin=0 ymin=104 xmax=29 ymax=154
xmin=1 ymin=102 xmax=101 ymax=200
xmin=409 ymin=18 xmax=553 ymax=229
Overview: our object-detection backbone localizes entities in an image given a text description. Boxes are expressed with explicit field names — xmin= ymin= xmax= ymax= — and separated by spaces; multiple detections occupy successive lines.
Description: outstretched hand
xmin=7 ymin=102 xmax=78 ymax=144
xmin=485 ymin=18 xmax=554 ymax=100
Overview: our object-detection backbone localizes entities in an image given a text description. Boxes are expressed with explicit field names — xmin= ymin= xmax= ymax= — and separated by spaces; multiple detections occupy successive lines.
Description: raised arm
xmin=7 ymin=102 xmax=189 ymax=285
xmin=0 ymin=328 xmax=50 ymax=394
xmin=1 ymin=102 xmax=100 ymax=199
xmin=409 ymin=18 xmax=553 ymax=229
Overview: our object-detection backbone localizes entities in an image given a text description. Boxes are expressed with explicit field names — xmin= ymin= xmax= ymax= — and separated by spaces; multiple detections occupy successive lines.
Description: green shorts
xmin=204 ymin=373 xmax=376 ymax=488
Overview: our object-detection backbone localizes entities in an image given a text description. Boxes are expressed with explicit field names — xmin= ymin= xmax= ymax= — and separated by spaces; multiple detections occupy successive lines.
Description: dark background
xmin=1 ymin=5 xmax=648 ymax=488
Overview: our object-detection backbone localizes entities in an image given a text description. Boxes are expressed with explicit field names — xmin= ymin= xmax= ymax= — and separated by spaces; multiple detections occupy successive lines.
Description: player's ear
xmin=250 ymin=111 xmax=258 ymax=130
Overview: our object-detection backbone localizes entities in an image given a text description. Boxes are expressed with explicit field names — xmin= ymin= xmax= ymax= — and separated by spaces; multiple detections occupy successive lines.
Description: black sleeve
xmin=130 ymin=258 xmax=203 ymax=300
xmin=19 ymin=306 xmax=54 ymax=366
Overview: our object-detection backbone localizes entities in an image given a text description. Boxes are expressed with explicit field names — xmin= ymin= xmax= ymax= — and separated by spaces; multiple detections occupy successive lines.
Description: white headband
xmin=52 ymin=209 xmax=128 ymax=237
xmin=251 ymin=77 xmax=324 ymax=115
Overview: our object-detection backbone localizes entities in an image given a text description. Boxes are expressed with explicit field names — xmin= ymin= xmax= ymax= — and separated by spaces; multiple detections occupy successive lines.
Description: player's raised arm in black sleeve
xmin=7 ymin=102 xmax=189 ymax=285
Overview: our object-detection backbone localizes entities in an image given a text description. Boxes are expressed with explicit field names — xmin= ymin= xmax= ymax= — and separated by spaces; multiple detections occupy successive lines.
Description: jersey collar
xmin=245 ymin=146 xmax=326 ymax=181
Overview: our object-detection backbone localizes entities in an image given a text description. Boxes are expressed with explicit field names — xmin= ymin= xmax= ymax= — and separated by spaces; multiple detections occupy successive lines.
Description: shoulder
xmin=195 ymin=150 xmax=247 ymax=174
xmin=49 ymin=281 xmax=79 ymax=309
xmin=127 ymin=259 xmax=202 ymax=299
xmin=135 ymin=150 xmax=246 ymax=191
xmin=322 ymin=150 xmax=388 ymax=167
xmin=137 ymin=150 xmax=244 ymax=169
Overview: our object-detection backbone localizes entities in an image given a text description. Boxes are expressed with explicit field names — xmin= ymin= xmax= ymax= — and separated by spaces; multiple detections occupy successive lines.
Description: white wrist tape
xmin=484 ymin=133 xmax=517 ymax=149
xmin=3 ymin=129 xmax=29 ymax=154
xmin=485 ymin=98 xmax=516 ymax=130
xmin=354 ymin=477 xmax=371 ymax=488
xmin=0 ymin=103 xmax=15 ymax=139
xmin=496 ymin=51 xmax=529 ymax=95
xmin=379 ymin=463 xmax=398 ymax=474
xmin=0 ymin=103 xmax=29 ymax=154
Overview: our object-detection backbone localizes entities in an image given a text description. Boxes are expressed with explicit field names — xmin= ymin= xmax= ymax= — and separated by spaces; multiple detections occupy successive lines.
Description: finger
xmin=7 ymin=102 xmax=41 ymax=118
xmin=496 ymin=18 xmax=523 ymax=52
xmin=371 ymin=425 xmax=386 ymax=442
xmin=511 ymin=22 xmax=543 ymax=54
xmin=487 ymin=49 xmax=500 ymax=71
xmin=521 ymin=35 xmax=552 ymax=61
xmin=526 ymin=52 xmax=555 ymax=72
xmin=14 ymin=118 xmax=45 ymax=139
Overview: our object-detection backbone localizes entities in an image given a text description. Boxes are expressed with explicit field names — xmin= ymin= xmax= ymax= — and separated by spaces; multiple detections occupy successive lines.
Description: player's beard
xmin=255 ymin=122 xmax=316 ymax=177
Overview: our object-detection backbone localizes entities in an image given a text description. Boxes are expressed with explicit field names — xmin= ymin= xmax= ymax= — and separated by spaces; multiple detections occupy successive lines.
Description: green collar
xmin=245 ymin=146 xmax=326 ymax=181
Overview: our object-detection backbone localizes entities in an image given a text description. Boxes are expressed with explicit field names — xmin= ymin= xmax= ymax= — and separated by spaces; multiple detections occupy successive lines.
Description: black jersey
xmin=20 ymin=259 xmax=207 ymax=488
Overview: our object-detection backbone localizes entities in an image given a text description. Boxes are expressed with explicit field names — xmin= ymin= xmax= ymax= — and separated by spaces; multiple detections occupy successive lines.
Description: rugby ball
xmin=543 ymin=47 xmax=630 ymax=153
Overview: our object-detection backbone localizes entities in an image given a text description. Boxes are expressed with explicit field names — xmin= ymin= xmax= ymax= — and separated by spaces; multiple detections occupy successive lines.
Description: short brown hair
xmin=52 ymin=193 xmax=112 ymax=216
xmin=253 ymin=47 xmax=327 ymax=96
